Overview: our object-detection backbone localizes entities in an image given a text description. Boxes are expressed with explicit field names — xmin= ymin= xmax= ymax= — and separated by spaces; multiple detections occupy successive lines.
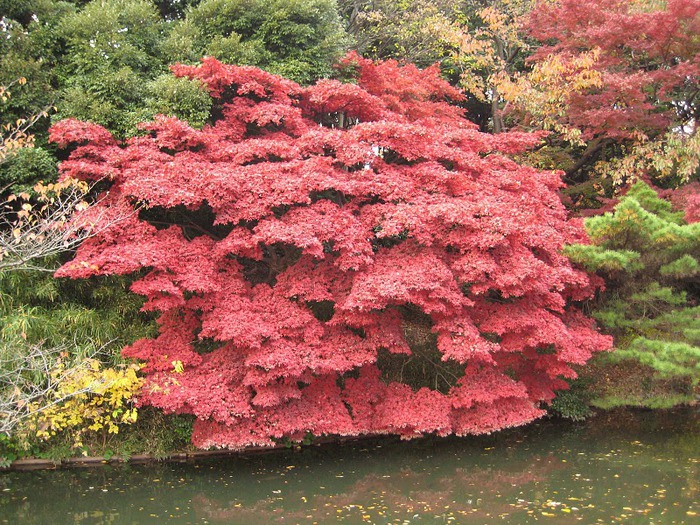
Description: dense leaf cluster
xmin=52 ymin=55 xmax=610 ymax=448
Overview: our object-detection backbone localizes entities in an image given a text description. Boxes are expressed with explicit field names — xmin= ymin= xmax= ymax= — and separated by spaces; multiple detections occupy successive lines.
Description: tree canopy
xmin=50 ymin=55 xmax=610 ymax=448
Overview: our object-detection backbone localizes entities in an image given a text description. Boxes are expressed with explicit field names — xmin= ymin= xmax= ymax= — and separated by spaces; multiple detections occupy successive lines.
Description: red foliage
xmin=662 ymin=182 xmax=700 ymax=224
xmin=527 ymin=0 xmax=700 ymax=140
xmin=51 ymin=54 xmax=611 ymax=449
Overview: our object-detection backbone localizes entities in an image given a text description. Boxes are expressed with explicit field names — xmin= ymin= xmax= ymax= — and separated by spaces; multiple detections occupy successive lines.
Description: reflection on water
xmin=1 ymin=409 xmax=698 ymax=524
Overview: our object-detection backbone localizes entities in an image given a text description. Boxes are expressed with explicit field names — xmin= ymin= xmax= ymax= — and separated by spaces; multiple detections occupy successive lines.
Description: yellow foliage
xmin=1 ymin=176 xmax=94 ymax=268
xmin=443 ymin=0 xmax=536 ymax=102
xmin=0 ymin=78 xmax=51 ymax=166
xmin=172 ymin=360 xmax=184 ymax=374
xmin=497 ymin=50 xmax=603 ymax=144
xmin=33 ymin=177 xmax=90 ymax=197
xmin=595 ymin=131 xmax=700 ymax=186
xmin=29 ymin=360 xmax=143 ymax=449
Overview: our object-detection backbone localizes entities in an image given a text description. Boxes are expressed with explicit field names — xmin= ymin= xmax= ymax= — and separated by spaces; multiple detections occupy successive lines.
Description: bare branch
xmin=0 ymin=179 xmax=138 ymax=273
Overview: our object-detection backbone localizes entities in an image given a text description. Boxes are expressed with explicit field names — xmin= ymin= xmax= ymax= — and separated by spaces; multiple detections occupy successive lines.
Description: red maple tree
xmin=50 ymin=54 xmax=611 ymax=449
xmin=527 ymin=0 xmax=700 ymax=141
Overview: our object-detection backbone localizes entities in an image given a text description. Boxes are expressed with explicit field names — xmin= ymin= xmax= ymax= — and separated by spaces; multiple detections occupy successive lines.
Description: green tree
xmin=565 ymin=182 xmax=700 ymax=407
xmin=143 ymin=74 xmax=212 ymax=129
xmin=163 ymin=0 xmax=350 ymax=84
xmin=54 ymin=0 xmax=170 ymax=138
xmin=0 ymin=1 xmax=70 ymax=191
xmin=338 ymin=0 xmax=456 ymax=67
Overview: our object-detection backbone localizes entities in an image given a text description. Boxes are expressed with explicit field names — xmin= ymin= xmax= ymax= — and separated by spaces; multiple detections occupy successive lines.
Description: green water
xmin=1 ymin=409 xmax=698 ymax=524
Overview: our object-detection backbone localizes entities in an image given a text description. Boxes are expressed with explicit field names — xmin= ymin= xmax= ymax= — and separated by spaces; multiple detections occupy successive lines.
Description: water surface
xmin=1 ymin=409 xmax=698 ymax=524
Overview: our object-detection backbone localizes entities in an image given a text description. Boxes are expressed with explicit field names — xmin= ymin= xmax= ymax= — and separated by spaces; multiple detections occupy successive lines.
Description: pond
xmin=1 ymin=409 xmax=698 ymax=524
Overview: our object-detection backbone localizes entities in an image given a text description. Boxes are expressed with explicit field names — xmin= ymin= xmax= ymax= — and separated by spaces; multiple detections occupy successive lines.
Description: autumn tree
xmin=444 ymin=0 xmax=537 ymax=133
xmin=338 ymin=0 xmax=538 ymax=132
xmin=519 ymin=0 xmax=700 ymax=193
xmin=0 ymin=177 xmax=153 ymax=449
xmin=51 ymin=55 xmax=610 ymax=449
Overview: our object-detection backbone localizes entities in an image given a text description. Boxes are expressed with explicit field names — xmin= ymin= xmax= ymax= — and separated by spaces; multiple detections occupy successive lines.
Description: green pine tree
xmin=564 ymin=181 xmax=700 ymax=408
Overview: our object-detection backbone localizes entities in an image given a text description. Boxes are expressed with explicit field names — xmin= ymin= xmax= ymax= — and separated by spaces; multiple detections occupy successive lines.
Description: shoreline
xmin=5 ymin=405 xmax=698 ymax=472
xmin=2 ymin=434 xmax=391 ymax=472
